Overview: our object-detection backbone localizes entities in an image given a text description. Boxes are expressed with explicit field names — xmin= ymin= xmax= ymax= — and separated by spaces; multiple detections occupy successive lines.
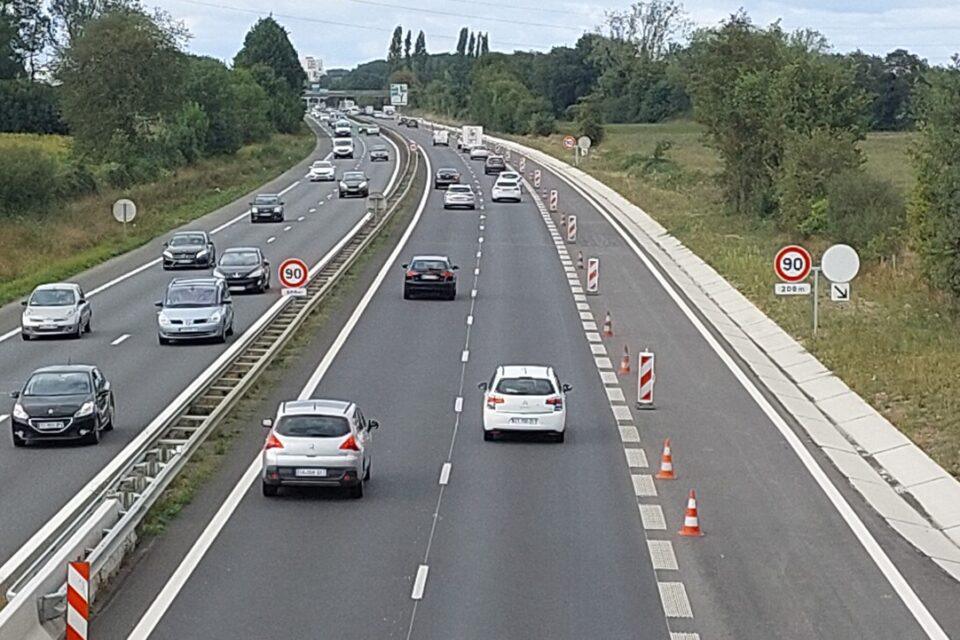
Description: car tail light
xmin=406 ymin=270 xmax=418 ymax=278
xmin=264 ymin=433 xmax=283 ymax=450
xmin=486 ymin=395 xmax=505 ymax=410
xmin=340 ymin=434 xmax=360 ymax=451
xmin=442 ymin=271 xmax=454 ymax=279
xmin=546 ymin=396 xmax=564 ymax=411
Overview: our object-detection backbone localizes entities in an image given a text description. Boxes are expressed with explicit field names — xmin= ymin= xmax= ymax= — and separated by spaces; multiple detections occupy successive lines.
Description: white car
xmin=492 ymin=176 xmax=522 ymax=202
xmin=319 ymin=112 xmax=330 ymax=122
xmin=21 ymin=282 xmax=92 ymax=340
xmin=433 ymin=130 xmax=449 ymax=146
xmin=362 ymin=124 xmax=381 ymax=136
xmin=498 ymin=171 xmax=521 ymax=183
xmin=469 ymin=146 xmax=491 ymax=160
xmin=479 ymin=366 xmax=570 ymax=442
xmin=443 ymin=184 xmax=476 ymax=210
xmin=308 ymin=160 xmax=336 ymax=181
xmin=261 ymin=399 xmax=379 ymax=499
xmin=333 ymin=138 xmax=354 ymax=159
xmin=333 ymin=120 xmax=352 ymax=137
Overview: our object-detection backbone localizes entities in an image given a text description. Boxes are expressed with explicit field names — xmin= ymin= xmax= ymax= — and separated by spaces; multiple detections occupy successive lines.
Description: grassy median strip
xmin=513 ymin=120 xmax=957 ymax=479
xmin=0 ymin=129 xmax=314 ymax=305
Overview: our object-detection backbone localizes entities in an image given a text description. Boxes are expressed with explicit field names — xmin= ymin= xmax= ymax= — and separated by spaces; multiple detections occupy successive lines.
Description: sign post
xmin=278 ymin=258 xmax=309 ymax=297
xmin=112 ymin=198 xmax=137 ymax=236
xmin=563 ymin=135 xmax=577 ymax=165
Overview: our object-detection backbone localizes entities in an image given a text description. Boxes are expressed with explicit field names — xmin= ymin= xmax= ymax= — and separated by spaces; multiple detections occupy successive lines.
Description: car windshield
xmin=449 ymin=186 xmax=472 ymax=193
xmin=220 ymin=251 xmax=259 ymax=267
xmin=343 ymin=172 xmax=366 ymax=181
xmin=29 ymin=289 xmax=76 ymax=306
xmin=253 ymin=195 xmax=278 ymax=205
xmin=411 ymin=259 xmax=448 ymax=271
xmin=312 ymin=161 xmax=332 ymax=169
xmin=24 ymin=372 xmax=91 ymax=396
xmin=335 ymin=139 xmax=352 ymax=146
xmin=276 ymin=415 xmax=350 ymax=437
xmin=165 ymin=286 xmax=218 ymax=308
xmin=372 ymin=145 xmax=386 ymax=151
xmin=496 ymin=377 xmax=555 ymax=396
xmin=438 ymin=169 xmax=458 ymax=176
xmin=169 ymin=234 xmax=205 ymax=247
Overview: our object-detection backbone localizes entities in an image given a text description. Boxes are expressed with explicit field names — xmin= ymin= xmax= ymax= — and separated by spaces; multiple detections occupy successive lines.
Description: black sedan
xmin=214 ymin=247 xmax=271 ymax=293
xmin=162 ymin=231 xmax=215 ymax=270
xmin=339 ymin=171 xmax=370 ymax=198
xmin=402 ymin=255 xmax=458 ymax=300
xmin=11 ymin=365 xmax=115 ymax=446
xmin=434 ymin=168 xmax=461 ymax=189
xmin=250 ymin=193 xmax=285 ymax=223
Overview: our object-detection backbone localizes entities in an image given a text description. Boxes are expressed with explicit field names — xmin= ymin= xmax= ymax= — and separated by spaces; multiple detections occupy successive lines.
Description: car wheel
xmin=217 ymin=326 xmax=227 ymax=343
xmin=250 ymin=216 xmax=256 ymax=223
xmin=262 ymin=481 xmax=279 ymax=497
xmin=447 ymin=289 xmax=456 ymax=301
xmin=158 ymin=335 xmax=170 ymax=345
xmin=226 ymin=322 xmax=234 ymax=337
xmin=11 ymin=430 xmax=26 ymax=447
xmin=402 ymin=287 xmax=412 ymax=300
xmin=554 ymin=431 xmax=565 ymax=443
xmin=84 ymin=317 xmax=92 ymax=333
xmin=82 ymin=425 xmax=101 ymax=445
xmin=483 ymin=428 xmax=494 ymax=442
xmin=338 ymin=192 xmax=344 ymax=198
xmin=349 ymin=482 xmax=364 ymax=499
xmin=73 ymin=322 xmax=83 ymax=339
xmin=364 ymin=462 xmax=371 ymax=481
xmin=21 ymin=332 xmax=30 ymax=341
xmin=104 ymin=403 xmax=115 ymax=431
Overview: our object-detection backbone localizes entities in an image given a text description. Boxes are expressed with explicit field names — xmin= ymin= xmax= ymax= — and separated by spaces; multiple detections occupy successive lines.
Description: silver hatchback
xmin=20 ymin=283 xmax=92 ymax=340
xmin=155 ymin=278 xmax=234 ymax=345
xmin=261 ymin=399 xmax=379 ymax=498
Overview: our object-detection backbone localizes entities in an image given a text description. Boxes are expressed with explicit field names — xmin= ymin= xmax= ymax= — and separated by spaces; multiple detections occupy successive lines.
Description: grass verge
xmin=0 ymin=129 xmax=315 ymax=305
xmin=511 ymin=120 xmax=957 ymax=478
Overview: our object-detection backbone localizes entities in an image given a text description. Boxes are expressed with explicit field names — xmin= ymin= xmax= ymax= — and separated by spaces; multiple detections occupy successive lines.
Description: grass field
xmin=517 ymin=120 xmax=959 ymax=478
xmin=0 ymin=130 xmax=315 ymax=305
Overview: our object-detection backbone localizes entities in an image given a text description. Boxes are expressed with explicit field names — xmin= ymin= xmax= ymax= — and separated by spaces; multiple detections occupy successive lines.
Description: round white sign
xmin=112 ymin=198 xmax=137 ymax=223
xmin=578 ymin=136 xmax=592 ymax=150
xmin=821 ymin=244 xmax=860 ymax=283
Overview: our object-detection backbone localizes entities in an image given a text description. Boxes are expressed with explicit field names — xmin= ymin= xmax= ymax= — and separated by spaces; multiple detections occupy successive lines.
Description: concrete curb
xmin=420 ymin=119 xmax=960 ymax=581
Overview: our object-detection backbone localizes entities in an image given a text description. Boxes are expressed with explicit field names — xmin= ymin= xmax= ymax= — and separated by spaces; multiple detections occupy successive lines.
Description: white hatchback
xmin=492 ymin=176 xmax=522 ymax=202
xmin=479 ymin=365 xmax=571 ymax=442
xmin=469 ymin=146 xmax=491 ymax=160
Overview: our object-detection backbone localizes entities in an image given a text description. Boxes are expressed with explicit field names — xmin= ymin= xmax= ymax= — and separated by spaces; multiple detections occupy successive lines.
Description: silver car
xmin=155 ymin=277 xmax=234 ymax=345
xmin=20 ymin=283 xmax=92 ymax=340
xmin=443 ymin=184 xmax=477 ymax=210
xmin=261 ymin=399 xmax=379 ymax=498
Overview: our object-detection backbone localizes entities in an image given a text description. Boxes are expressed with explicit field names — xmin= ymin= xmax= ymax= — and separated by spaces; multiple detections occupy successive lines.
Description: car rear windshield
xmin=496 ymin=377 xmax=555 ymax=396
xmin=24 ymin=372 xmax=91 ymax=396
xmin=169 ymin=234 xmax=205 ymax=246
xmin=411 ymin=260 xmax=448 ymax=271
xmin=496 ymin=179 xmax=519 ymax=187
xmin=487 ymin=157 xmax=505 ymax=165
xmin=334 ymin=139 xmax=352 ymax=146
xmin=343 ymin=172 xmax=365 ymax=180
xmin=276 ymin=415 xmax=350 ymax=437
xmin=165 ymin=286 xmax=217 ymax=307
xmin=448 ymin=185 xmax=472 ymax=193
xmin=220 ymin=251 xmax=259 ymax=266
xmin=30 ymin=289 xmax=76 ymax=306
xmin=253 ymin=195 xmax=278 ymax=205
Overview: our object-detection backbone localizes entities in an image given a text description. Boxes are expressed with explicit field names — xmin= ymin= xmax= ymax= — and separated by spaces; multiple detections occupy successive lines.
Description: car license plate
xmin=510 ymin=417 xmax=538 ymax=425
xmin=295 ymin=468 xmax=326 ymax=477
xmin=421 ymin=274 xmax=439 ymax=280
xmin=38 ymin=421 xmax=63 ymax=429
xmin=40 ymin=324 xmax=56 ymax=330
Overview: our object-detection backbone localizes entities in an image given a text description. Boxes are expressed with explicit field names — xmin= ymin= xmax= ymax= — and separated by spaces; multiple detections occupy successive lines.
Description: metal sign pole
xmin=812 ymin=266 xmax=821 ymax=336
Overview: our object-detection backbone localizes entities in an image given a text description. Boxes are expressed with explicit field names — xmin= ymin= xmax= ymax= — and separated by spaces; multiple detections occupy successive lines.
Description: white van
xmin=333 ymin=138 xmax=354 ymax=159
xmin=382 ymin=105 xmax=396 ymax=118
xmin=432 ymin=130 xmax=449 ymax=146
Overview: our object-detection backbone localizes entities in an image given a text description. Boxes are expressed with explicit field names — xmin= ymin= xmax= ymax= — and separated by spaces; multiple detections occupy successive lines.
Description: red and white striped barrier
xmin=637 ymin=351 xmax=655 ymax=407
xmin=586 ymin=256 xmax=599 ymax=295
xmin=566 ymin=214 xmax=578 ymax=243
xmin=548 ymin=189 xmax=558 ymax=212
xmin=519 ymin=157 xmax=526 ymax=172
xmin=66 ymin=561 xmax=89 ymax=640
xmin=533 ymin=169 xmax=541 ymax=188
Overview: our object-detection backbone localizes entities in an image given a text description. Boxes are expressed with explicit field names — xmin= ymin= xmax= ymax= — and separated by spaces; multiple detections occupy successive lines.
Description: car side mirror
xmin=452 ymin=265 xmax=460 ymax=270
xmin=478 ymin=382 xmax=488 ymax=392
xmin=103 ymin=381 xmax=111 ymax=392
xmin=162 ymin=241 xmax=168 ymax=247
xmin=263 ymin=260 xmax=270 ymax=266
xmin=223 ymin=298 xmax=233 ymax=304
xmin=261 ymin=419 xmax=273 ymax=428
xmin=562 ymin=384 xmax=572 ymax=392
xmin=154 ymin=300 xmax=163 ymax=308
xmin=20 ymin=300 xmax=27 ymax=307
xmin=10 ymin=390 xmax=20 ymax=399
xmin=400 ymin=263 xmax=408 ymax=269
xmin=368 ymin=420 xmax=380 ymax=430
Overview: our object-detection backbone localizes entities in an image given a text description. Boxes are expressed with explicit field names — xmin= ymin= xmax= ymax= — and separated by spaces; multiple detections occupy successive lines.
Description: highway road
xmin=94 ymin=120 xmax=960 ymax=639
xmin=0 ymin=119 xmax=399 ymax=570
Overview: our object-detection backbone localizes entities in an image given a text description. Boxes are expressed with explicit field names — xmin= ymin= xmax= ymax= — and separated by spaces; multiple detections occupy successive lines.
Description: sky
xmin=153 ymin=0 xmax=960 ymax=69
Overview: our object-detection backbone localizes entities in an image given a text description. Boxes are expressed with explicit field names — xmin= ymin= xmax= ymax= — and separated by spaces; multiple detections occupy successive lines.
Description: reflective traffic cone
xmin=577 ymin=251 xmax=584 ymax=270
xmin=619 ymin=345 xmax=631 ymax=374
xmin=678 ymin=490 xmax=703 ymax=537
xmin=655 ymin=439 xmax=676 ymax=479
xmin=602 ymin=311 xmax=614 ymax=337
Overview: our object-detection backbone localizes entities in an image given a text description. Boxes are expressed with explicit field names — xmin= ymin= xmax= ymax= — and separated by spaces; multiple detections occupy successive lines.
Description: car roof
xmin=255 ymin=193 xmax=279 ymax=198
xmin=33 ymin=282 xmax=79 ymax=291
xmin=487 ymin=155 xmax=504 ymax=161
xmin=172 ymin=230 xmax=207 ymax=237
xmin=411 ymin=254 xmax=450 ymax=262
xmin=32 ymin=364 xmax=95 ymax=375
xmin=498 ymin=365 xmax=554 ymax=379
xmin=279 ymin=399 xmax=354 ymax=417
xmin=448 ymin=184 xmax=472 ymax=190
xmin=169 ymin=277 xmax=220 ymax=288
xmin=437 ymin=167 xmax=459 ymax=172
xmin=223 ymin=246 xmax=260 ymax=254
xmin=334 ymin=138 xmax=353 ymax=143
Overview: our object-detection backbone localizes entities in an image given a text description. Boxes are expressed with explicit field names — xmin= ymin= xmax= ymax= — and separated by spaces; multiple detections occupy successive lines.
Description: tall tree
xmin=468 ymin=31 xmax=475 ymax=57
xmin=480 ymin=32 xmax=489 ymax=56
xmin=456 ymin=27 xmax=468 ymax=55
xmin=413 ymin=30 xmax=427 ymax=74
xmin=387 ymin=25 xmax=402 ymax=69
xmin=233 ymin=16 xmax=305 ymax=92
xmin=403 ymin=29 xmax=411 ymax=65
xmin=48 ymin=0 xmax=136 ymax=49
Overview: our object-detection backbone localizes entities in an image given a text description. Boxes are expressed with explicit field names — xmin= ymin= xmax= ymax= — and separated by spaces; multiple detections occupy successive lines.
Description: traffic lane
xmin=0 ymin=119 xmax=331 ymax=340
xmin=139 ymin=152 xmax=484 ymax=639
xmin=0 ymin=142 xmax=398 ymax=565
xmin=527 ymin=157 xmax=937 ymax=638
xmin=407 ymin=182 xmax=670 ymax=639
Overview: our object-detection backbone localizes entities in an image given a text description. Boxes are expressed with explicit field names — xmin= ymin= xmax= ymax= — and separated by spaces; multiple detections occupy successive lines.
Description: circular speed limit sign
xmin=774 ymin=245 xmax=812 ymax=283
xmin=278 ymin=258 xmax=309 ymax=289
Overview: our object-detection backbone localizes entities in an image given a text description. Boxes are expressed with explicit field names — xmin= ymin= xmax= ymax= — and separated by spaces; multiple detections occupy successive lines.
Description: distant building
xmin=303 ymin=56 xmax=325 ymax=82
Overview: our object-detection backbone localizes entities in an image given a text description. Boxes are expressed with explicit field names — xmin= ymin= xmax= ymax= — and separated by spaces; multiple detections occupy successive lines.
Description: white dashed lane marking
xmin=658 ymin=582 xmax=693 ymax=618
xmin=439 ymin=463 xmax=452 ymax=486
xmin=0 ymin=414 xmax=8 ymax=423
xmin=283 ymin=225 xmax=292 ymax=232
xmin=297 ymin=216 xmax=305 ymax=222
xmin=411 ymin=565 xmax=429 ymax=600
xmin=266 ymin=237 xmax=276 ymax=244
xmin=639 ymin=504 xmax=667 ymax=530
xmin=454 ymin=396 xmax=463 ymax=413
xmin=625 ymin=448 xmax=648 ymax=468
xmin=110 ymin=334 xmax=131 ymax=346
xmin=648 ymin=540 xmax=679 ymax=571
xmin=632 ymin=474 xmax=658 ymax=497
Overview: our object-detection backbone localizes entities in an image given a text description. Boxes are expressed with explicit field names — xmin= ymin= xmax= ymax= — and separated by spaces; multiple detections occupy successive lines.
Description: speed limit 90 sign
xmin=278 ymin=258 xmax=309 ymax=289
xmin=774 ymin=245 xmax=812 ymax=283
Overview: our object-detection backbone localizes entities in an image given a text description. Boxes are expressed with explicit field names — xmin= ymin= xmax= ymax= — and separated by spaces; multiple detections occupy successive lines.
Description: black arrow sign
xmin=833 ymin=284 xmax=849 ymax=300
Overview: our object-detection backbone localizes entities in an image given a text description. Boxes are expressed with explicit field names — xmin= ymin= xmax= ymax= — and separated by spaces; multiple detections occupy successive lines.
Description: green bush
xmin=575 ymin=101 xmax=604 ymax=146
xmin=824 ymin=169 xmax=905 ymax=259
xmin=54 ymin=160 xmax=98 ymax=199
xmin=527 ymin=111 xmax=556 ymax=136
xmin=0 ymin=80 xmax=68 ymax=135
xmin=0 ymin=146 xmax=58 ymax=215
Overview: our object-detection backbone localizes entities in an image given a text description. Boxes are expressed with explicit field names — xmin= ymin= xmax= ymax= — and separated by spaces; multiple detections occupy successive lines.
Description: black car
xmin=369 ymin=145 xmax=390 ymax=162
xmin=484 ymin=155 xmax=506 ymax=174
xmin=11 ymin=365 xmax=115 ymax=446
xmin=402 ymin=255 xmax=458 ymax=300
xmin=434 ymin=168 xmax=461 ymax=190
xmin=250 ymin=193 xmax=284 ymax=223
xmin=162 ymin=231 xmax=215 ymax=270
xmin=339 ymin=171 xmax=370 ymax=198
xmin=406 ymin=119 xmax=419 ymax=128
xmin=214 ymin=247 xmax=271 ymax=293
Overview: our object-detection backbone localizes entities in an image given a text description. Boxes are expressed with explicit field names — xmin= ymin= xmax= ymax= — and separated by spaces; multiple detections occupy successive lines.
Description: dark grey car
xmin=156 ymin=277 xmax=235 ymax=345
xmin=339 ymin=171 xmax=370 ymax=198
xmin=162 ymin=232 xmax=215 ymax=270
xmin=250 ymin=194 xmax=284 ymax=223
xmin=369 ymin=145 xmax=389 ymax=162
xmin=214 ymin=247 xmax=271 ymax=293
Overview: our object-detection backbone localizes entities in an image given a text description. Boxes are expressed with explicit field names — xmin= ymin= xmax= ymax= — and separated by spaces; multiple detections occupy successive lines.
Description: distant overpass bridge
xmin=303 ymin=88 xmax=392 ymax=105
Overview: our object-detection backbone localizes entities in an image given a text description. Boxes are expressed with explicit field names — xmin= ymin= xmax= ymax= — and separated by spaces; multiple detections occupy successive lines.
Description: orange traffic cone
xmin=678 ymin=490 xmax=703 ymax=537
xmin=619 ymin=345 xmax=631 ymax=374
xmin=655 ymin=439 xmax=676 ymax=479
xmin=602 ymin=311 xmax=614 ymax=337
xmin=577 ymin=251 xmax=584 ymax=270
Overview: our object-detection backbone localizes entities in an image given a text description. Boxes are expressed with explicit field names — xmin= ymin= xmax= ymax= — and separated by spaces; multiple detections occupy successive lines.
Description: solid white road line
xmin=126 ymin=146 xmax=430 ymax=639
xmin=411 ymin=565 xmax=429 ymax=600
xmin=439 ymin=463 xmax=452 ymax=486
xmin=110 ymin=334 xmax=130 ymax=346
